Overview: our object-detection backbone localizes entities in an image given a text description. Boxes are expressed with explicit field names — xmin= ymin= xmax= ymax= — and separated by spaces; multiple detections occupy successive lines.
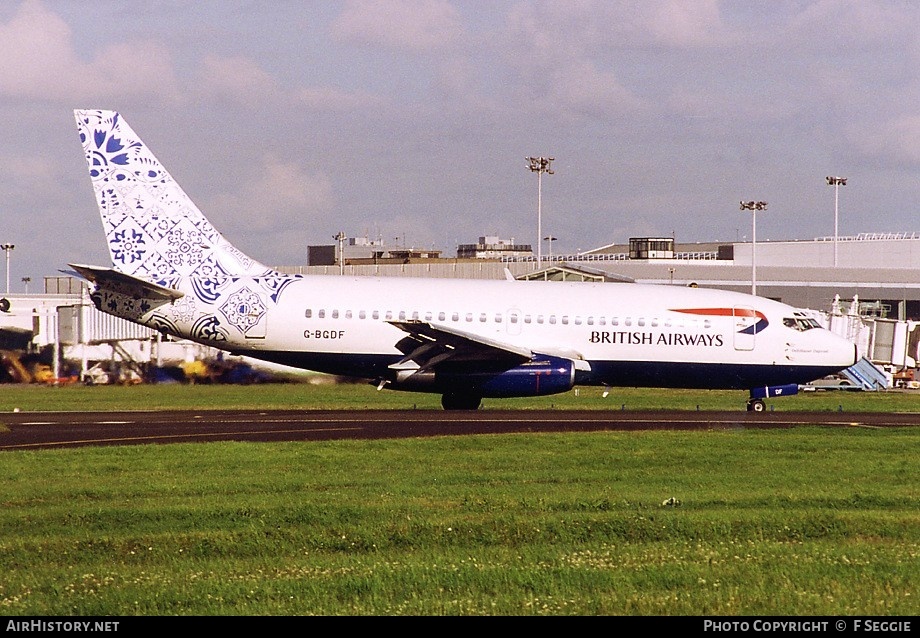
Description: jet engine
xmin=387 ymin=355 xmax=576 ymax=398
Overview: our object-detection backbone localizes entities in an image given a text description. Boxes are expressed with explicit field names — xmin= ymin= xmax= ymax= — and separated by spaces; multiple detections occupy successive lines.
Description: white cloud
xmin=0 ymin=0 xmax=180 ymax=103
xmin=196 ymin=54 xmax=282 ymax=107
xmin=499 ymin=2 xmax=644 ymax=119
xmin=295 ymin=85 xmax=387 ymax=112
xmin=629 ymin=0 xmax=728 ymax=47
xmin=210 ymin=154 xmax=336 ymax=234
xmin=332 ymin=0 xmax=463 ymax=52
xmin=857 ymin=115 xmax=920 ymax=166
xmin=0 ymin=152 xmax=55 ymax=183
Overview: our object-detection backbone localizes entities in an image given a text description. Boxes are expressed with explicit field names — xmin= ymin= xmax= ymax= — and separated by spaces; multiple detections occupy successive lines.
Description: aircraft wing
xmin=387 ymin=320 xmax=533 ymax=373
xmin=68 ymin=263 xmax=184 ymax=301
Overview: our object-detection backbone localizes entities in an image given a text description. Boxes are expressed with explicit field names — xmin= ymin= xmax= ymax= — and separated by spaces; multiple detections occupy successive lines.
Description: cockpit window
xmin=784 ymin=317 xmax=821 ymax=331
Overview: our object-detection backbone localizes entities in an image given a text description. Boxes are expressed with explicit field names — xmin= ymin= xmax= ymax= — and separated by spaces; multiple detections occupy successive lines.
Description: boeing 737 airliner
xmin=70 ymin=110 xmax=857 ymax=410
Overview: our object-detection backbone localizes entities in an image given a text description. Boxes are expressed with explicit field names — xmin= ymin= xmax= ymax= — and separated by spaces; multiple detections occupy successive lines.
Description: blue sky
xmin=2 ymin=0 xmax=920 ymax=288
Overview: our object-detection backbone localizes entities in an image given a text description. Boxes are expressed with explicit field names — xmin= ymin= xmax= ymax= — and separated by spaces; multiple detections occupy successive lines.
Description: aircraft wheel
xmin=441 ymin=393 xmax=482 ymax=410
xmin=747 ymin=399 xmax=766 ymax=412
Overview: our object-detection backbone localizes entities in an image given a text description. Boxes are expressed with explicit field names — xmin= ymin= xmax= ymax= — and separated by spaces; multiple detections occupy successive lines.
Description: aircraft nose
xmin=834 ymin=334 xmax=859 ymax=367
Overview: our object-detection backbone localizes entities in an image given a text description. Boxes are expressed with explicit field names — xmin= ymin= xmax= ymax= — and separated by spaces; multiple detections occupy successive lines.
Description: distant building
xmin=309 ymin=236 xmax=441 ymax=266
xmin=628 ymin=237 xmax=674 ymax=259
xmin=343 ymin=236 xmax=387 ymax=260
xmin=307 ymin=245 xmax=336 ymax=266
xmin=457 ymin=236 xmax=533 ymax=259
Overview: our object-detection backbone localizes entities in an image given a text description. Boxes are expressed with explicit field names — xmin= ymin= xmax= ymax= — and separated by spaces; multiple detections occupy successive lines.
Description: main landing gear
xmin=441 ymin=393 xmax=482 ymax=410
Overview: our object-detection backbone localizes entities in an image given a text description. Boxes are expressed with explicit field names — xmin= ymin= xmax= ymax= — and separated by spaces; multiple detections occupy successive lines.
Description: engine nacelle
xmin=439 ymin=355 xmax=576 ymax=398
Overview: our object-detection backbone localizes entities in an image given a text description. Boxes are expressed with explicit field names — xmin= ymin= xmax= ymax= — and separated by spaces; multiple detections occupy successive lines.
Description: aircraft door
xmin=733 ymin=306 xmax=756 ymax=351
xmin=506 ymin=308 xmax=522 ymax=336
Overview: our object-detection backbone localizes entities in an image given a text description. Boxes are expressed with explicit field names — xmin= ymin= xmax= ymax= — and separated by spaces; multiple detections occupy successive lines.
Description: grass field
xmin=1 ymin=382 xmax=919 ymax=616
xmin=2 ymin=380 xmax=920 ymax=413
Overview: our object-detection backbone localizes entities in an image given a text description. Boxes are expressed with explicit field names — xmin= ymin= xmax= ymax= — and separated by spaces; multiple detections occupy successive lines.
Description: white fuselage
xmin=143 ymin=273 xmax=857 ymax=391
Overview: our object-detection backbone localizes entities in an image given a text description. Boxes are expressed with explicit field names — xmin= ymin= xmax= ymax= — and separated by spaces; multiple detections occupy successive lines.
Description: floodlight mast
xmin=526 ymin=156 xmax=554 ymax=269
xmin=1 ymin=243 xmax=14 ymax=294
xmin=739 ymin=201 xmax=767 ymax=295
xmin=826 ymin=176 xmax=847 ymax=267
xmin=544 ymin=235 xmax=557 ymax=260
xmin=333 ymin=232 xmax=347 ymax=276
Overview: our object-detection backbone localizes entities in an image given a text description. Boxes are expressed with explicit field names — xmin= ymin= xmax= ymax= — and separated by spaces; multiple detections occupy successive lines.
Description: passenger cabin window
xmin=318 ymin=309 xmax=326 ymax=319
xmin=305 ymin=309 xmax=312 ymax=318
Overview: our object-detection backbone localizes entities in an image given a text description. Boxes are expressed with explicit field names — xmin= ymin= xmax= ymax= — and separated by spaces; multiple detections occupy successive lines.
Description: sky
xmin=3 ymin=0 xmax=920 ymax=291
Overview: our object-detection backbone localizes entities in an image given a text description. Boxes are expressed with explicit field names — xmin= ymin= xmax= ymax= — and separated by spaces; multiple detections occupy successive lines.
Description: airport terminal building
xmin=5 ymin=232 xmax=920 ymax=385
xmin=298 ymin=233 xmax=920 ymax=322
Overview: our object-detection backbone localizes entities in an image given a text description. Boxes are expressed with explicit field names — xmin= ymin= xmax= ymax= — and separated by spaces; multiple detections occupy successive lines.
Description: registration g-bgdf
xmin=304 ymin=330 xmax=346 ymax=339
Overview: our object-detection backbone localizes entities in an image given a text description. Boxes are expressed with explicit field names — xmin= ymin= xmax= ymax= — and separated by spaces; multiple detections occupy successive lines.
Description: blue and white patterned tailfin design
xmin=75 ymin=110 xmax=298 ymax=343
xmin=74 ymin=109 xmax=271 ymax=285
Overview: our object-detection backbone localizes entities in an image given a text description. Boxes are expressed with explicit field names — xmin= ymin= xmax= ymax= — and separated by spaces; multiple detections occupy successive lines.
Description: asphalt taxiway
xmin=1 ymin=409 xmax=918 ymax=450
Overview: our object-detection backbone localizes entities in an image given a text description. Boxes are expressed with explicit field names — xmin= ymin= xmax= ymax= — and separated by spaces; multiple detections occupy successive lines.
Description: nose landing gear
xmin=746 ymin=398 xmax=766 ymax=412
xmin=748 ymin=383 xmax=799 ymax=412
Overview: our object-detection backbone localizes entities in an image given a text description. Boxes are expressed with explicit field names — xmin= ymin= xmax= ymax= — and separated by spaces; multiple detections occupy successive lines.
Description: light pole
xmin=1 ymin=243 xmax=14 ymax=294
xmin=826 ymin=176 xmax=847 ymax=267
xmin=526 ymin=156 xmax=554 ymax=269
xmin=739 ymin=201 xmax=767 ymax=296
xmin=333 ymin=232 xmax=347 ymax=275
xmin=544 ymin=235 xmax=557 ymax=261
xmin=21 ymin=277 xmax=30 ymax=294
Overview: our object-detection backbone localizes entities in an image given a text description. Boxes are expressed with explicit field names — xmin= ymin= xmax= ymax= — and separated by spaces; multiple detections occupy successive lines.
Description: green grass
xmin=2 ymin=425 xmax=920 ymax=615
xmin=1 ymin=383 xmax=919 ymax=615
xmin=2 ymin=381 xmax=920 ymax=412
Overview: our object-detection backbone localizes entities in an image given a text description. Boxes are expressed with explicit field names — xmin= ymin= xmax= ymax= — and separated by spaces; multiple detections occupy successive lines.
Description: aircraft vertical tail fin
xmin=73 ymin=109 xmax=272 ymax=287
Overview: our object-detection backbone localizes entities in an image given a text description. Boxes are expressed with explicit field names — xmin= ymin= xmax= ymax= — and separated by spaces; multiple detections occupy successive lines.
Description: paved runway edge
xmin=1 ymin=409 xmax=918 ymax=450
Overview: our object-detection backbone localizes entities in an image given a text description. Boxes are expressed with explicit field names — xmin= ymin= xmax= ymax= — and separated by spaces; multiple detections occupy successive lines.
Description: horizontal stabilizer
xmin=68 ymin=263 xmax=184 ymax=301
